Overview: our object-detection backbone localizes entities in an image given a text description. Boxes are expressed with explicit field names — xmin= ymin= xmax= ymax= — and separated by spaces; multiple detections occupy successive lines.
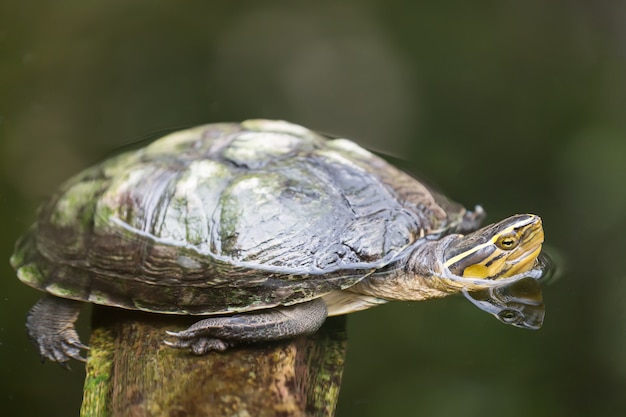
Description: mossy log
xmin=80 ymin=306 xmax=347 ymax=417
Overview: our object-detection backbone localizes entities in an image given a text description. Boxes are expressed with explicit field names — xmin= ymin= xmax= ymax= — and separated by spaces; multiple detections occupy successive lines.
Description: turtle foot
xmin=162 ymin=300 xmax=327 ymax=355
xmin=26 ymin=295 xmax=87 ymax=367
xmin=459 ymin=205 xmax=486 ymax=232
xmin=32 ymin=329 xmax=89 ymax=366
xmin=164 ymin=330 xmax=230 ymax=354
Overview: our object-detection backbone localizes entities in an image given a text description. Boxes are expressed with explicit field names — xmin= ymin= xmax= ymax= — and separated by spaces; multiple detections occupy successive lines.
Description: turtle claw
xmin=165 ymin=330 xmax=186 ymax=337
xmin=65 ymin=342 xmax=89 ymax=363
xmin=164 ymin=331 xmax=229 ymax=354
xmin=34 ymin=330 xmax=90 ymax=365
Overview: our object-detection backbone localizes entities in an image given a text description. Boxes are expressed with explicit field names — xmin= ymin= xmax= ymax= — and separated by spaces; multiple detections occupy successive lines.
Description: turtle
xmin=11 ymin=119 xmax=547 ymax=366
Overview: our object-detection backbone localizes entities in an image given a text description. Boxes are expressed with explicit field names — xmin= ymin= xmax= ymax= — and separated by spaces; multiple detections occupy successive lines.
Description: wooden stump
xmin=81 ymin=307 xmax=347 ymax=417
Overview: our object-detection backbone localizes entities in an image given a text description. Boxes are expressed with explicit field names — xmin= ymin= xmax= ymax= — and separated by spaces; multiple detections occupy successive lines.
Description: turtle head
xmin=443 ymin=214 xmax=544 ymax=280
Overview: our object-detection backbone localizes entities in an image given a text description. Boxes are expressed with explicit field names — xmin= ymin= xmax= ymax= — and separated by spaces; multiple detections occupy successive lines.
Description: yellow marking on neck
xmin=462 ymin=264 xmax=489 ymax=278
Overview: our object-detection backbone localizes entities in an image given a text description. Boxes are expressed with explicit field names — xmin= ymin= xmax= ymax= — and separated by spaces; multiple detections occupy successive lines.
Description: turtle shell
xmin=12 ymin=120 xmax=468 ymax=315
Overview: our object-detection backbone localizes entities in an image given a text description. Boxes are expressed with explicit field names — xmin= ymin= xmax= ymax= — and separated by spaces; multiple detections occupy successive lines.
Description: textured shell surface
xmin=12 ymin=120 xmax=466 ymax=314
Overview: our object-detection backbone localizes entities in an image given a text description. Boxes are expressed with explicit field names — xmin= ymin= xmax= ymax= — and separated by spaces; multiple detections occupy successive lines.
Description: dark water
xmin=1 ymin=2 xmax=625 ymax=416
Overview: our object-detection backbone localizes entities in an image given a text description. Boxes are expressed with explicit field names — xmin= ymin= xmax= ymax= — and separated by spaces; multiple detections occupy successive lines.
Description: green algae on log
xmin=80 ymin=306 xmax=347 ymax=417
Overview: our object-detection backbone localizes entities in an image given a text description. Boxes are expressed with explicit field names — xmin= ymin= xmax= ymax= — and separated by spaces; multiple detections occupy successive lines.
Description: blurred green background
xmin=1 ymin=1 xmax=625 ymax=416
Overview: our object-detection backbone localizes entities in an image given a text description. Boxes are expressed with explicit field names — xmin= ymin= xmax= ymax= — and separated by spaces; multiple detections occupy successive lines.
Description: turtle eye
xmin=496 ymin=233 xmax=519 ymax=250
xmin=498 ymin=309 xmax=522 ymax=323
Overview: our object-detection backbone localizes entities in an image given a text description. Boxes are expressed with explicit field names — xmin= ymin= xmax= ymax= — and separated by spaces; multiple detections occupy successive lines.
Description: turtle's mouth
xmin=501 ymin=243 xmax=542 ymax=278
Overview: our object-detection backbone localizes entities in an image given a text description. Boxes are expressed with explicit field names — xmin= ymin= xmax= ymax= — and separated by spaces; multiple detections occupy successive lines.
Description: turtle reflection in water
xmin=463 ymin=277 xmax=545 ymax=329
xmin=10 ymin=119 xmax=551 ymax=366
xmin=462 ymin=253 xmax=553 ymax=329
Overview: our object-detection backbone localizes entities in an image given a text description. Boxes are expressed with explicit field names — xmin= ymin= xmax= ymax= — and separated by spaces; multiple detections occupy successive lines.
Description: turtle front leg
xmin=164 ymin=298 xmax=328 ymax=354
xmin=26 ymin=294 xmax=88 ymax=367
xmin=458 ymin=205 xmax=486 ymax=233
